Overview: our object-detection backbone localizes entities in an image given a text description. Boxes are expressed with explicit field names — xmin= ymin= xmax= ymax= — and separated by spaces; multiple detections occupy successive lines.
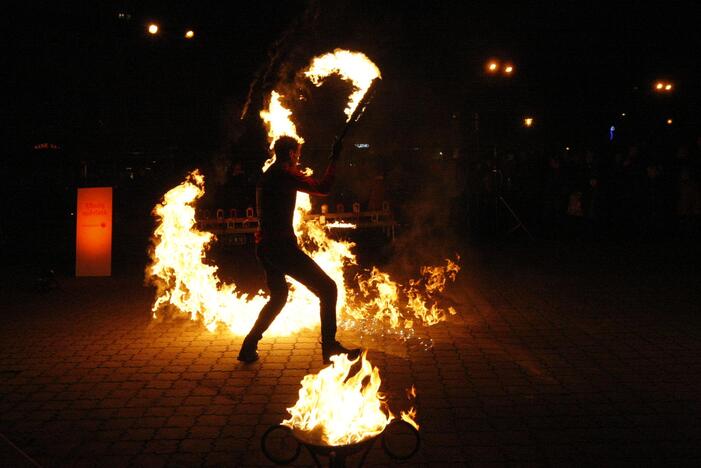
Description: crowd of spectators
xmin=466 ymin=135 xmax=701 ymax=241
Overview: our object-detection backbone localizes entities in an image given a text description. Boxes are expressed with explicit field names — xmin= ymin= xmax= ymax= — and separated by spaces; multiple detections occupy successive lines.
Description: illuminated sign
xmin=75 ymin=187 xmax=112 ymax=276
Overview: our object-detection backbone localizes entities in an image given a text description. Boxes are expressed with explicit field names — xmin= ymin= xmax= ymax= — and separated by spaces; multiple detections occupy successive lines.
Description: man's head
xmin=273 ymin=136 xmax=301 ymax=165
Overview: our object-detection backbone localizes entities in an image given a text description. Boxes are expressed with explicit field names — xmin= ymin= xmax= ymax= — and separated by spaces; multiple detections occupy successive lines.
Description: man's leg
xmin=278 ymin=247 xmax=360 ymax=363
xmin=238 ymin=247 xmax=289 ymax=362
xmin=278 ymin=247 xmax=337 ymax=343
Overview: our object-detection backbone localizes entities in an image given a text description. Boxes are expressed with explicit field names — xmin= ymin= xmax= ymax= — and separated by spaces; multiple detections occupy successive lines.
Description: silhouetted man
xmin=237 ymin=136 xmax=361 ymax=364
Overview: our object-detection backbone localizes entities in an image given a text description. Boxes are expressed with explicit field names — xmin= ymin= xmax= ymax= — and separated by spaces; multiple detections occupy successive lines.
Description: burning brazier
xmin=261 ymin=352 xmax=420 ymax=467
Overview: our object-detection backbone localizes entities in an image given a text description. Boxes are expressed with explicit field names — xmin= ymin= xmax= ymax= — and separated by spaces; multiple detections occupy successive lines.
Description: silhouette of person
xmin=238 ymin=136 xmax=361 ymax=364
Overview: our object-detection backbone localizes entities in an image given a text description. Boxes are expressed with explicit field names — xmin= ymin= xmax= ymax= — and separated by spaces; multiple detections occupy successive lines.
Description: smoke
xmin=239 ymin=0 xmax=322 ymax=121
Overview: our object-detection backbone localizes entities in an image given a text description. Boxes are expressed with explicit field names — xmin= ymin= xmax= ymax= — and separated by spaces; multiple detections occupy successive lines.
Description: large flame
xmin=147 ymin=171 xmax=323 ymax=335
xmin=282 ymin=352 xmax=417 ymax=446
xmin=305 ymin=49 xmax=382 ymax=120
xmin=146 ymin=49 xmax=460 ymax=339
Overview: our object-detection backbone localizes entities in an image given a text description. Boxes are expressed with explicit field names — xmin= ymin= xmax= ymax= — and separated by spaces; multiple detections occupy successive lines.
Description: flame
xmin=259 ymin=91 xmax=304 ymax=149
xmin=146 ymin=49 xmax=461 ymax=339
xmin=401 ymin=385 xmax=419 ymax=430
xmin=146 ymin=170 xmax=460 ymax=337
xmin=282 ymin=351 xmax=417 ymax=445
xmin=147 ymin=171 xmax=326 ymax=335
xmin=407 ymin=385 xmax=417 ymax=399
xmin=350 ymin=267 xmax=403 ymax=329
xmin=347 ymin=257 xmax=461 ymax=330
xmin=401 ymin=407 xmax=419 ymax=430
xmin=259 ymin=91 xmax=305 ymax=172
xmin=305 ymin=49 xmax=381 ymax=120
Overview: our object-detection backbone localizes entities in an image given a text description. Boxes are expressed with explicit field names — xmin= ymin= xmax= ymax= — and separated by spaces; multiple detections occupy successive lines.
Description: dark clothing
xmin=247 ymin=161 xmax=337 ymax=343
xmin=247 ymin=240 xmax=337 ymax=343
xmin=255 ymin=163 xmax=335 ymax=244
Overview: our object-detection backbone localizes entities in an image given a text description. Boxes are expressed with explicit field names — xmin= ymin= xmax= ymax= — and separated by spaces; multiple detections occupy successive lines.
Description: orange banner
xmin=75 ymin=187 xmax=112 ymax=276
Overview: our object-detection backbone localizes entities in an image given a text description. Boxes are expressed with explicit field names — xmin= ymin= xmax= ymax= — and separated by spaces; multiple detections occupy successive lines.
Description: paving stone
xmin=2 ymin=243 xmax=701 ymax=466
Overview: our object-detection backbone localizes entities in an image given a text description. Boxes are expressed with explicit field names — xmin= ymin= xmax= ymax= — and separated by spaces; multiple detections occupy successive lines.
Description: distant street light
xmin=654 ymin=80 xmax=674 ymax=93
xmin=485 ymin=59 xmax=515 ymax=76
xmin=666 ymin=118 xmax=673 ymax=125
xmin=185 ymin=30 xmax=195 ymax=39
xmin=148 ymin=23 xmax=159 ymax=35
xmin=523 ymin=117 xmax=534 ymax=128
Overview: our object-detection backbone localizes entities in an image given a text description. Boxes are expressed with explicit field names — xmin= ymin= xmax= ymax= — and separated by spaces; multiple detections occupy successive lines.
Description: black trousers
xmin=246 ymin=239 xmax=338 ymax=343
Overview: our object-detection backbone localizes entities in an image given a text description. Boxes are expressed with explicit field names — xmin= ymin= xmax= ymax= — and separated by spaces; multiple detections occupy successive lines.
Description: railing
xmin=196 ymin=202 xmax=397 ymax=245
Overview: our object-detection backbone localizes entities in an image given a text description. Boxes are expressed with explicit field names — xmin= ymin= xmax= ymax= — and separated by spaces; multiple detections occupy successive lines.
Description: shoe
xmin=237 ymin=349 xmax=259 ymax=363
xmin=237 ymin=337 xmax=259 ymax=363
xmin=322 ymin=340 xmax=361 ymax=364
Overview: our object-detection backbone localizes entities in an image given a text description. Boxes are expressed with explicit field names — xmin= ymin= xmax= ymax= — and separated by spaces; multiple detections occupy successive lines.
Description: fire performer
xmin=238 ymin=136 xmax=361 ymax=364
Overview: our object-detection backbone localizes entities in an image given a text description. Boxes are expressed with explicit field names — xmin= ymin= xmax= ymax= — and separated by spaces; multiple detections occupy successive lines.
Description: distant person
xmin=674 ymin=145 xmax=701 ymax=236
xmin=237 ymin=136 xmax=360 ymax=364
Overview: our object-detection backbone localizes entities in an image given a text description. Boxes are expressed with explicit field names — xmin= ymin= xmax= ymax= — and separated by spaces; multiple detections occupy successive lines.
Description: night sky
xmin=7 ymin=1 xmax=701 ymax=158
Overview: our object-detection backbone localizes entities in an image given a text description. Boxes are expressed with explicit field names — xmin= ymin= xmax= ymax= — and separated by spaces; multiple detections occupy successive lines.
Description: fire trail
xmin=146 ymin=49 xmax=460 ymax=339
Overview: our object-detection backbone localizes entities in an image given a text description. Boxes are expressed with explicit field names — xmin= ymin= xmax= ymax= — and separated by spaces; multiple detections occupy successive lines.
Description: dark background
xmin=3 ymin=1 xmax=700 ymax=271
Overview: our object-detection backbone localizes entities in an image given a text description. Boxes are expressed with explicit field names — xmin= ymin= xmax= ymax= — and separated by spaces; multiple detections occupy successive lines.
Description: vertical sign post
xmin=75 ymin=187 xmax=112 ymax=276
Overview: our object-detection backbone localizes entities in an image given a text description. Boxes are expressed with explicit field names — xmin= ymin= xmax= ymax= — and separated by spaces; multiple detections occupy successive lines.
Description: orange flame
xmin=146 ymin=50 xmax=461 ymax=340
xmin=305 ymin=49 xmax=382 ymax=120
xmin=282 ymin=351 xmax=417 ymax=445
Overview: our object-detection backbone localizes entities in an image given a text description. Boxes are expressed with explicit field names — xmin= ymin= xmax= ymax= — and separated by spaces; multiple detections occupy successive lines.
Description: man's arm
xmin=290 ymin=161 xmax=337 ymax=196
xmin=291 ymin=139 xmax=343 ymax=196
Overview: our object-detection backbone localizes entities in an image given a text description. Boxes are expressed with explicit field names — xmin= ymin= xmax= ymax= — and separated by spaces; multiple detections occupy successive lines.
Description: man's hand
xmin=329 ymin=137 xmax=343 ymax=161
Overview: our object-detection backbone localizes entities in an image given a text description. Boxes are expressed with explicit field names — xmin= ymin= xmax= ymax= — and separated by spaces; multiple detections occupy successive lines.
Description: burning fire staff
xmin=238 ymin=136 xmax=361 ymax=364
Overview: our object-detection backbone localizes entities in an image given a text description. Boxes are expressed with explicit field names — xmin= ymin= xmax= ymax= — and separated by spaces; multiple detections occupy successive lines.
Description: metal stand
xmin=261 ymin=420 xmax=420 ymax=467
xmin=491 ymin=168 xmax=534 ymax=241
xmin=496 ymin=195 xmax=533 ymax=240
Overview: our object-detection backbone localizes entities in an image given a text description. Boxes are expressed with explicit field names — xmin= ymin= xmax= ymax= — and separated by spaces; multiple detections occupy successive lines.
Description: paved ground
xmin=1 ymin=240 xmax=701 ymax=467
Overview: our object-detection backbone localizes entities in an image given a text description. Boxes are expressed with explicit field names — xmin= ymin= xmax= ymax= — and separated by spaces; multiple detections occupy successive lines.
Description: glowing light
xmin=524 ymin=117 xmax=534 ymax=127
xmin=667 ymin=118 xmax=673 ymax=125
xmin=184 ymin=30 xmax=195 ymax=39
xmin=326 ymin=222 xmax=357 ymax=229
xmin=504 ymin=65 xmax=514 ymax=74
xmin=654 ymin=81 xmax=674 ymax=92
xmin=148 ymin=23 xmax=159 ymax=35
xmin=487 ymin=61 xmax=498 ymax=72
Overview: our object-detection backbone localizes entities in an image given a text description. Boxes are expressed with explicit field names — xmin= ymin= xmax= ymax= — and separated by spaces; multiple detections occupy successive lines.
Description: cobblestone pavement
xmin=1 ymin=242 xmax=701 ymax=467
